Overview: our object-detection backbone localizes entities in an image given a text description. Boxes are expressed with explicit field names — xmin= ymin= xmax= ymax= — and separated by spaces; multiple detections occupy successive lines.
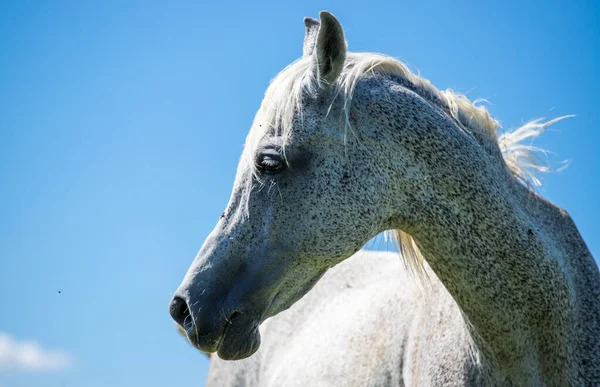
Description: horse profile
xmin=170 ymin=11 xmax=600 ymax=386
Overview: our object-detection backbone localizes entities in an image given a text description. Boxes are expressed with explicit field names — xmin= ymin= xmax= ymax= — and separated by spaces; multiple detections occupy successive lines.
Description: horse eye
xmin=257 ymin=154 xmax=284 ymax=174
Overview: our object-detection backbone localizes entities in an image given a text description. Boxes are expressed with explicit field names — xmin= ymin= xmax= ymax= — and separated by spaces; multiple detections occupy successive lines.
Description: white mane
xmin=244 ymin=51 xmax=570 ymax=277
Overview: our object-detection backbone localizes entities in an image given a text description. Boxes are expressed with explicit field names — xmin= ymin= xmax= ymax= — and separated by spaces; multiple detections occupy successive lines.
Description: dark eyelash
xmin=257 ymin=155 xmax=284 ymax=174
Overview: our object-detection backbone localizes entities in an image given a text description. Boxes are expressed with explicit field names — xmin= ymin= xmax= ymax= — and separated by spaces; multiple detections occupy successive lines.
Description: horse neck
xmin=409 ymin=157 xmax=598 ymax=383
xmin=511 ymin=182 xmax=600 ymax=379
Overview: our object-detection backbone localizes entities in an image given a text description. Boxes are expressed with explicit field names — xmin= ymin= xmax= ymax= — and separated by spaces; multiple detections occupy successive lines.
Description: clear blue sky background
xmin=0 ymin=1 xmax=598 ymax=386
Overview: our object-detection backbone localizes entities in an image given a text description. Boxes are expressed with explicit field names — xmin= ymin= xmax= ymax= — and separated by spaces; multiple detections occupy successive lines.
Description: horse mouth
xmin=187 ymin=315 xmax=261 ymax=361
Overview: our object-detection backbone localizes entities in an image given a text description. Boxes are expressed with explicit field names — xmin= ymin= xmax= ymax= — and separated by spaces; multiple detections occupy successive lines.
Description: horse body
xmin=207 ymin=251 xmax=499 ymax=386
xmin=170 ymin=11 xmax=600 ymax=385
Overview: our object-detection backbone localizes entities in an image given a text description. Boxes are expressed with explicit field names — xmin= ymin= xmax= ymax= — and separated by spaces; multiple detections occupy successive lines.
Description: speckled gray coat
xmin=170 ymin=11 xmax=600 ymax=386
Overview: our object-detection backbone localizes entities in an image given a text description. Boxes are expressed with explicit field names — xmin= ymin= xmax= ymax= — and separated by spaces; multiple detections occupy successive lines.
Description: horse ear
xmin=303 ymin=17 xmax=320 ymax=57
xmin=312 ymin=11 xmax=347 ymax=87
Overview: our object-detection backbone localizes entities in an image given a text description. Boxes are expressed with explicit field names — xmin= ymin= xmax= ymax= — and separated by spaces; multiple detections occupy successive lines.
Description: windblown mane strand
xmin=245 ymin=52 xmax=569 ymax=278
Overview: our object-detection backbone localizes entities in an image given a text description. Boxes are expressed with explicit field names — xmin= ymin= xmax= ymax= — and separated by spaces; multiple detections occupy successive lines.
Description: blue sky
xmin=0 ymin=1 xmax=598 ymax=386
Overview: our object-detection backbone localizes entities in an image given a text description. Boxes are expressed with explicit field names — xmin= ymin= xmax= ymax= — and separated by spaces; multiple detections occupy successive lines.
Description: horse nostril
xmin=227 ymin=311 xmax=241 ymax=324
xmin=169 ymin=296 xmax=192 ymax=331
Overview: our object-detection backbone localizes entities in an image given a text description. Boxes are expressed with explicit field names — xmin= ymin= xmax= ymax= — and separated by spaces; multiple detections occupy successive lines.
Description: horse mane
xmin=245 ymin=51 xmax=571 ymax=278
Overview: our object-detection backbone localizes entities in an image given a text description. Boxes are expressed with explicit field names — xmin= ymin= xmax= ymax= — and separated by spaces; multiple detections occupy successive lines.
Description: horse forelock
xmin=242 ymin=51 xmax=571 ymax=279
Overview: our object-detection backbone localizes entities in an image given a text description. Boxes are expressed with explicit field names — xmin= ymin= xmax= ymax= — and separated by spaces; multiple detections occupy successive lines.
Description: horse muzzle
xmin=169 ymin=289 xmax=261 ymax=360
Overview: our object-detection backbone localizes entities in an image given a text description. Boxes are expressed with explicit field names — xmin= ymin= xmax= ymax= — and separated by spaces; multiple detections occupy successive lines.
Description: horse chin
xmin=216 ymin=324 xmax=261 ymax=360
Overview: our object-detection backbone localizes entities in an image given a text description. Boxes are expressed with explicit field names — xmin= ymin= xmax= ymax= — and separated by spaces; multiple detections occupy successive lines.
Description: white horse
xmin=170 ymin=11 xmax=600 ymax=385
